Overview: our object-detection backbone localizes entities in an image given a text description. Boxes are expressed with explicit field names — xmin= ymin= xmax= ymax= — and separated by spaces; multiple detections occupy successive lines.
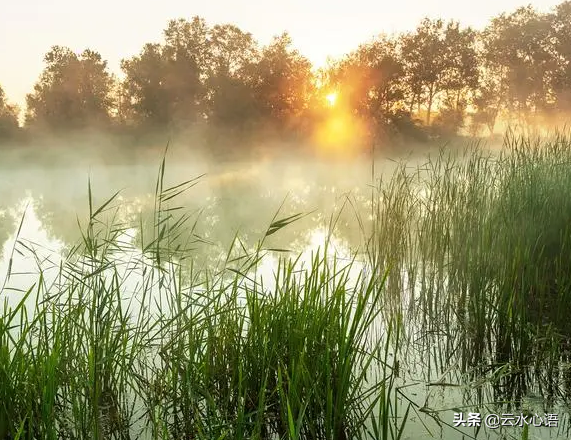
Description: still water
xmin=0 ymin=147 xmax=569 ymax=439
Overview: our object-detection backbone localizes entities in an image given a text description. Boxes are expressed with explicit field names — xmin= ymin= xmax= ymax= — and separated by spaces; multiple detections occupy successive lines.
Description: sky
xmin=0 ymin=0 xmax=565 ymax=109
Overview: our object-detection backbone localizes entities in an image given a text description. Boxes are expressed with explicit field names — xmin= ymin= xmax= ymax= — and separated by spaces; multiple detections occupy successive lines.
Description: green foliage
xmin=366 ymin=133 xmax=571 ymax=410
xmin=326 ymin=36 xmax=405 ymax=124
xmin=120 ymin=18 xmax=209 ymax=129
xmin=399 ymin=18 xmax=478 ymax=126
xmin=0 ymin=158 xmax=403 ymax=439
xmin=25 ymin=46 xmax=114 ymax=131
xmin=119 ymin=20 xmax=315 ymax=140
xmin=6 ymin=133 xmax=571 ymax=437
xmin=478 ymin=5 xmax=558 ymax=132
xmin=13 ymin=2 xmax=571 ymax=144
xmin=0 ymin=85 xmax=20 ymax=140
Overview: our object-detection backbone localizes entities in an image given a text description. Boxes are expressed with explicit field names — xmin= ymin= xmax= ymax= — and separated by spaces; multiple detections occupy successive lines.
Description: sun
xmin=325 ymin=92 xmax=338 ymax=107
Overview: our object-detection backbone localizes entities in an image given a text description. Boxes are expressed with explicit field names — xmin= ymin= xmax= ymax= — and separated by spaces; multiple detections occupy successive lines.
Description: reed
xmin=0 ymin=154 xmax=404 ymax=439
xmin=4 ymin=131 xmax=571 ymax=439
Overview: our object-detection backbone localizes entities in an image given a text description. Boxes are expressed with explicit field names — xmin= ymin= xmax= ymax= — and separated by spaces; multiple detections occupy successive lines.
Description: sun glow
xmin=312 ymin=88 xmax=368 ymax=157
xmin=325 ymin=92 xmax=338 ymax=107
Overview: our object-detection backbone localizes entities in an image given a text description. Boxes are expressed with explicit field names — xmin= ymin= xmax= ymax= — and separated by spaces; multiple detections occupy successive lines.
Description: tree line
xmin=1 ymin=2 xmax=571 ymax=146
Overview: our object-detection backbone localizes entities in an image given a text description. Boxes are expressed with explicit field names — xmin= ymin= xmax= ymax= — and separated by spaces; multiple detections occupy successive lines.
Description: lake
xmin=0 ymin=141 xmax=569 ymax=440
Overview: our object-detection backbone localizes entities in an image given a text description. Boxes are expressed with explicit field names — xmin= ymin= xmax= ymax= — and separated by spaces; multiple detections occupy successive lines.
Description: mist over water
xmin=2 ymin=136 xmax=570 ymax=440
xmin=0 ymin=135 xmax=450 ymax=328
xmin=0 ymin=138 xmax=388 ymax=291
xmin=3 ymin=1 xmax=571 ymax=436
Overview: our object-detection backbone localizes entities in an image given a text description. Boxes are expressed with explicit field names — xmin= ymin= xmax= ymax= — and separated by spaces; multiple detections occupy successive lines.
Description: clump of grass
xmin=7 ymin=131 xmax=571 ymax=439
xmin=0 ymin=154 xmax=404 ymax=440
xmin=367 ymin=131 xmax=571 ymax=416
xmin=142 ymin=252 xmax=397 ymax=440
xmin=446 ymin=133 xmax=571 ymax=372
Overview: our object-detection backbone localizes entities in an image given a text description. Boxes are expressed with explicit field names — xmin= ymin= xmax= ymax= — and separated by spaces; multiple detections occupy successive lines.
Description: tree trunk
xmin=426 ymin=83 xmax=436 ymax=125
xmin=426 ymin=94 xmax=433 ymax=125
xmin=409 ymin=94 xmax=416 ymax=114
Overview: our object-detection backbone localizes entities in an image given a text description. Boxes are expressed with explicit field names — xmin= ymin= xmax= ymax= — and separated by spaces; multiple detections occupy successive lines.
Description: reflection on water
xmin=1 ymin=150 xmax=570 ymax=439
xmin=0 ymin=195 xmax=64 ymax=308
xmin=0 ymin=156 xmax=372 ymax=321
xmin=0 ymin=198 xmax=364 ymax=298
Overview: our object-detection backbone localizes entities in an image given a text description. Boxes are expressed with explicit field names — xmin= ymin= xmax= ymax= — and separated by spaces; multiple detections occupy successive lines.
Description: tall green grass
xmin=4 ymin=131 xmax=571 ymax=439
xmin=368 ymin=131 xmax=571 ymax=415
xmin=0 ymin=155 xmax=405 ymax=440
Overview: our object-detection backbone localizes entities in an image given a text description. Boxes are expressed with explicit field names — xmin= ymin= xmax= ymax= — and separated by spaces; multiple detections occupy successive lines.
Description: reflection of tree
xmin=6 ymin=161 xmax=374 ymax=273
xmin=0 ymin=183 xmax=39 ymax=252
xmin=0 ymin=207 xmax=14 ymax=252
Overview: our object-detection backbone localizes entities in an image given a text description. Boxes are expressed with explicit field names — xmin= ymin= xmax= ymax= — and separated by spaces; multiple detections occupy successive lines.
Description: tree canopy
xmin=3 ymin=1 xmax=571 ymax=146
xmin=25 ymin=46 xmax=114 ymax=131
xmin=0 ymin=85 xmax=19 ymax=139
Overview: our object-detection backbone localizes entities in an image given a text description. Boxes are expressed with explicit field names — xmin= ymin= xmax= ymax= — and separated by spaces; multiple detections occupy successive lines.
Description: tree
xmin=480 ymin=6 xmax=555 ymax=130
xmin=207 ymin=24 xmax=259 ymax=77
xmin=400 ymin=18 xmax=479 ymax=126
xmin=121 ymin=17 xmax=209 ymax=129
xmin=26 ymin=46 xmax=114 ymax=130
xmin=120 ymin=20 xmax=317 ymax=138
xmin=251 ymin=33 xmax=315 ymax=135
xmin=471 ymin=75 xmax=505 ymax=135
xmin=0 ymin=85 xmax=20 ymax=140
xmin=121 ymin=43 xmax=172 ymax=127
xmin=432 ymin=94 xmax=467 ymax=136
xmin=327 ymin=35 xmax=406 ymax=129
xmin=549 ymin=1 xmax=571 ymax=116
xmin=162 ymin=17 xmax=210 ymax=126
xmin=205 ymin=24 xmax=261 ymax=128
